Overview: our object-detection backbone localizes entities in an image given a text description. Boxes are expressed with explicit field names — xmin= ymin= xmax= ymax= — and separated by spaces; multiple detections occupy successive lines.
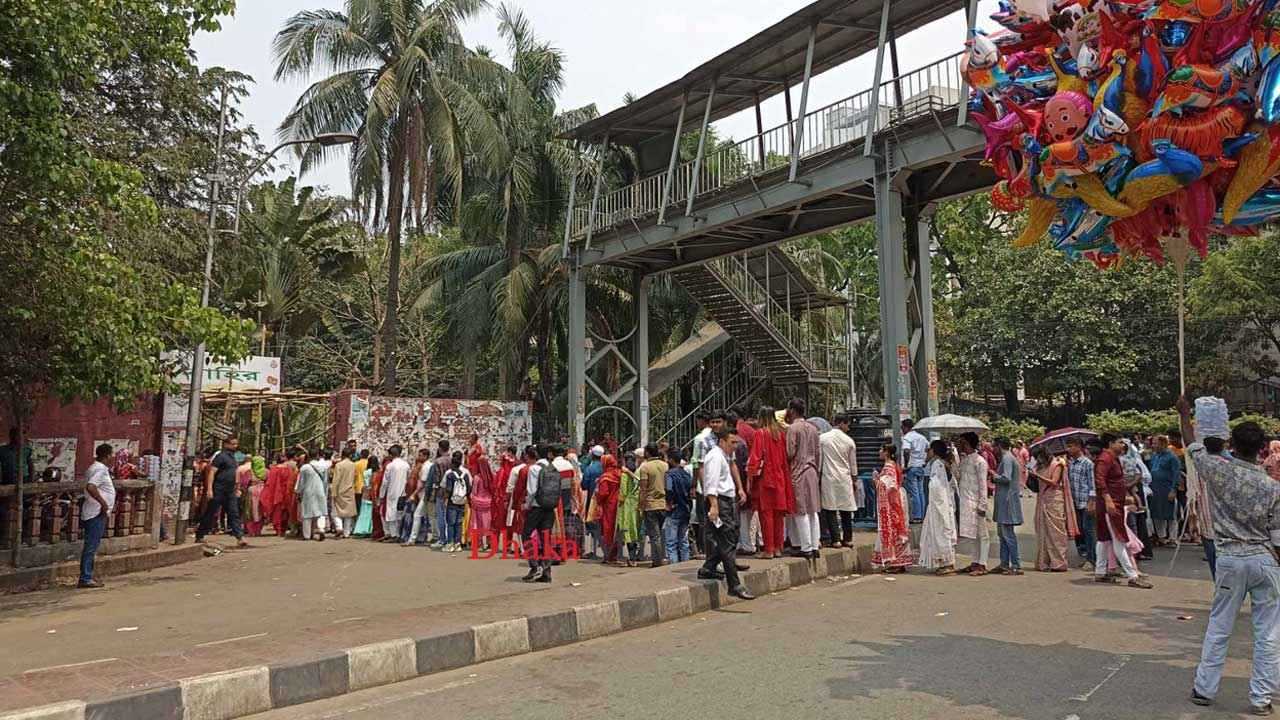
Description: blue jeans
xmin=79 ymin=514 xmax=107 ymax=584
xmin=1074 ymin=506 xmax=1096 ymax=563
xmin=1194 ymin=552 xmax=1280 ymax=707
xmin=446 ymin=503 xmax=464 ymax=545
xmin=904 ymin=467 xmax=927 ymax=522
xmin=997 ymin=523 xmax=1021 ymax=569
xmin=434 ymin=495 xmax=447 ymax=543
xmin=664 ymin=515 xmax=690 ymax=562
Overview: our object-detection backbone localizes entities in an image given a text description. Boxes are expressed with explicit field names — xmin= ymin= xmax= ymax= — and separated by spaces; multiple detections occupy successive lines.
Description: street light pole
xmin=175 ymin=85 xmax=229 ymax=545
xmin=174 ymin=129 xmax=356 ymax=545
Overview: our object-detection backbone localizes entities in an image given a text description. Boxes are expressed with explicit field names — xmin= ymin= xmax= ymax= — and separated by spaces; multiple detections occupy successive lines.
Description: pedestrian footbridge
xmin=561 ymin=0 xmax=995 ymax=448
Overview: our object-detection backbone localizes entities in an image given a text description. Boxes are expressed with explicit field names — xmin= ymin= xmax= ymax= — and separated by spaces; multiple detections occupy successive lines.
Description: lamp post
xmin=175 ymin=131 xmax=356 ymax=544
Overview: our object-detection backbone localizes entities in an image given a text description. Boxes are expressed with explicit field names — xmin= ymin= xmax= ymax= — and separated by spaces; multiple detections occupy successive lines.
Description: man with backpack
xmin=441 ymin=451 xmax=471 ymax=552
xmin=522 ymin=445 xmax=559 ymax=583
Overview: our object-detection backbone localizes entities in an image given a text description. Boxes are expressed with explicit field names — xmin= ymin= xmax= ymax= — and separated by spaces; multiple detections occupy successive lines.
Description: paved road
xmin=0 ymin=534 xmax=628 ymax=676
xmin=246 ymin=541 xmax=1256 ymax=720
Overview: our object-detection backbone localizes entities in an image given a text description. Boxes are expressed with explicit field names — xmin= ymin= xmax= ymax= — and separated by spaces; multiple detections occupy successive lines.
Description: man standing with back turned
xmin=1181 ymin=397 xmax=1280 ymax=716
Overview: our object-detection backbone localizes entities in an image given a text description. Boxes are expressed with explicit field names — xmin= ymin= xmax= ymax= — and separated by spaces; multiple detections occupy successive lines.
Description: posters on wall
xmin=350 ymin=397 xmax=532 ymax=459
xmin=30 ymin=438 xmax=76 ymax=481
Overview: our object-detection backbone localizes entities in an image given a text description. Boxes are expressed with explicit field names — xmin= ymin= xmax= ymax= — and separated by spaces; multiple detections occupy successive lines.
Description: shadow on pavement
xmin=827 ymin=633 xmax=1252 ymax=719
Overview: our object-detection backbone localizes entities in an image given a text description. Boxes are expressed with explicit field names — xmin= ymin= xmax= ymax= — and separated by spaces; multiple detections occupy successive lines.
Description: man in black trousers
xmin=697 ymin=428 xmax=754 ymax=600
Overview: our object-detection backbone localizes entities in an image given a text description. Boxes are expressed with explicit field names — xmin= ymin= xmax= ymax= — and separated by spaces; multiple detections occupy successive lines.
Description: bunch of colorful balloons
xmin=962 ymin=0 xmax=1280 ymax=266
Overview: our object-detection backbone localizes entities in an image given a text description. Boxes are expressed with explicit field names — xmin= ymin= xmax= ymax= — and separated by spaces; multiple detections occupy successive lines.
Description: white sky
xmin=191 ymin=0 xmax=996 ymax=196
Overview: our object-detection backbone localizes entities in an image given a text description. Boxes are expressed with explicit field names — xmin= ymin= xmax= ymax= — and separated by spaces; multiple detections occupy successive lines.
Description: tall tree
xmin=0 ymin=0 xmax=251 ymax=432
xmin=274 ymin=0 xmax=504 ymax=394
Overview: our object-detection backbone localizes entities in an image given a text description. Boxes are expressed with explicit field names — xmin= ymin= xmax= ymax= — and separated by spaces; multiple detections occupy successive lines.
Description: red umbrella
xmin=1029 ymin=427 xmax=1098 ymax=455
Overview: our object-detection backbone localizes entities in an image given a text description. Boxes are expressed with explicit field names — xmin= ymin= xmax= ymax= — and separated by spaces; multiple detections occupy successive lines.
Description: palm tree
xmin=273 ymin=0 xmax=504 ymax=394
xmin=418 ymin=4 xmax=599 ymax=399
xmin=230 ymin=178 xmax=356 ymax=369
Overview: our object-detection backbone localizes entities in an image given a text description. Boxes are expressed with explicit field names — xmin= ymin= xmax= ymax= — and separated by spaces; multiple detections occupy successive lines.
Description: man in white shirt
xmin=820 ymin=413 xmax=859 ymax=548
xmin=379 ymin=445 xmax=411 ymax=539
xmin=79 ymin=443 xmax=116 ymax=589
xmin=697 ymin=429 xmax=754 ymax=600
xmin=955 ymin=432 xmax=992 ymax=575
xmin=901 ymin=419 xmax=929 ymax=523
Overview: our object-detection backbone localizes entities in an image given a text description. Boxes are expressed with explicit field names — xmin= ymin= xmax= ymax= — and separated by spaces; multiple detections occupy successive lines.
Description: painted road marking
xmin=1071 ymin=654 xmax=1131 ymax=702
xmin=24 ymin=657 xmax=118 ymax=674
xmin=194 ymin=632 xmax=269 ymax=648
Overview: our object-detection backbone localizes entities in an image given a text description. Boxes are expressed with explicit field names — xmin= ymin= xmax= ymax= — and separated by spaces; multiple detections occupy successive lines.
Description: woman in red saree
xmin=594 ymin=454 xmax=622 ymax=565
xmin=746 ymin=406 xmax=795 ymax=558
xmin=872 ymin=444 xmax=914 ymax=572
xmin=261 ymin=454 xmax=293 ymax=537
xmin=507 ymin=453 xmax=532 ymax=548
xmin=466 ymin=435 xmax=496 ymax=543
xmin=492 ymin=446 xmax=515 ymax=539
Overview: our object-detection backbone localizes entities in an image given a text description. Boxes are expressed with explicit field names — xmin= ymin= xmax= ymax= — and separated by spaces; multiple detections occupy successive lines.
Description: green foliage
xmin=984 ymin=417 xmax=1047 ymax=444
xmin=1230 ymin=413 xmax=1280 ymax=436
xmin=1189 ymin=231 xmax=1280 ymax=393
xmin=0 ymin=0 xmax=249 ymax=425
xmin=933 ymin=195 xmax=1185 ymax=411
xmin=1085 ymin=409 xmax=1181 ymax=437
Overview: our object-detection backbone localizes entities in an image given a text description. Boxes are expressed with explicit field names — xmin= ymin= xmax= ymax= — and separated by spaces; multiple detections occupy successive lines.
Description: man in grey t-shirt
xmin=1180 ymin=398 xmax=1280 ymax=715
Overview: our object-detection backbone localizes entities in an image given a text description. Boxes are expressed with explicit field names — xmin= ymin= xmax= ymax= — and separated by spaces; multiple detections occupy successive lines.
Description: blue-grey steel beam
xmin=909 ymin=209 xmax=939 ymax=419
xmin=863 ymin=0 xmax=892 ymax=157
xmin=584 ymin=131 xmax=609 ymax=250
xmin=568 ymin=258 xmax=587 ymax=448
xmin=657 ymin=93 xmax=688 ymax=226
xmin=874 ymin=160 xmax=911 ymax=447
xmin=632 ymin=271 xmax=651 ymax=445
xmin=686 ymin=80 xmax=718 ymax=216
xmin=560 ymin=143 xmax=579 ymax=258
xmin=788 ymin=25 xmax=817 ymax=182
xmin=581 ymin=124 xmax=984 ymax=269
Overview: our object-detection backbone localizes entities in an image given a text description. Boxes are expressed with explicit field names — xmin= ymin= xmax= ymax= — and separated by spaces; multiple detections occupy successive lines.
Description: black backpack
xmin=534 ymin=462 xmax=560 ymax=509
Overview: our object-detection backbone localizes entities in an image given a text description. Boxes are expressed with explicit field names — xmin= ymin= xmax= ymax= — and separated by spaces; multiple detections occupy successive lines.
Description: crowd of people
xmin=50 ymin=392 xmax=1280 ymax=712
xmin=181 ymin=398 xmax=870 ymax=599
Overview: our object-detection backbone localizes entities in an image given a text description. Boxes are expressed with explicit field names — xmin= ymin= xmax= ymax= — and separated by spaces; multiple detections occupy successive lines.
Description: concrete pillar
xmin=632 ymin=271 xmax=651 ymax=446
xmin=910 ymin=212 xmax=939 ymax=420
xmin=568 ymin=260 xmax=587 ymax=448
xmin=874 ymin=170 xmax=911 ymax=448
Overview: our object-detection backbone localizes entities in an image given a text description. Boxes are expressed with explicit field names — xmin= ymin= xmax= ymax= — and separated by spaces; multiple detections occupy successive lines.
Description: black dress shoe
xmin=535 ymin=572 xmax=552 ymax=583
xmin=1190 ymin=689 xmax=1213 ymax=707
xmin=735 ymin=562 xmax=750 ymax=571
xmin=522 ymin=568 xmax=540 ymax=582
xmin=697 ymin=569 xmax=726 ymax=580
xmin=809 ymin=549 xmax=821 ymax=560
xmin=728 ymin=585 xmax=755 ymax=600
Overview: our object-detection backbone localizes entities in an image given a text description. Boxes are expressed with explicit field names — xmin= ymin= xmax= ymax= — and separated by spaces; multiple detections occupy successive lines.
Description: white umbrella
xmin=913 ymin=414 xmax=989 ymax=433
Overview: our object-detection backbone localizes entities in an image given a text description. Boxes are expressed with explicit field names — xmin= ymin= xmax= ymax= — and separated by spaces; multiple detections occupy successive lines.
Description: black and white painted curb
xmin=3 ymin=546 xmax=867 ymax=720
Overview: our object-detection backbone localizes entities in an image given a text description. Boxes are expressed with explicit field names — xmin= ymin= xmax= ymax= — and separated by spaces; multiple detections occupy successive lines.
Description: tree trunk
xmin=460 ymin=356 xmax=476 ymax=399
xmin=381 ymin=138 xmax=409 ymax=396
xmin=1002 ymin=385 xmax=1021 ymax=417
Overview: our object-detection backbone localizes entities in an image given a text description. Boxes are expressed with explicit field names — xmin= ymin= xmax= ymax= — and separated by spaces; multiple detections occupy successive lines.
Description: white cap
xmin=633 ymin=447 xmax=645 ymax=457
xmin=591 ymin=445 xmax=605 ymax=457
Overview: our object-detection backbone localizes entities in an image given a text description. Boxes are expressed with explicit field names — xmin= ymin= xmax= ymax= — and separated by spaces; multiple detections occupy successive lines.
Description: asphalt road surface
xmin=246 ymin=540 xmax=1261 ymax=720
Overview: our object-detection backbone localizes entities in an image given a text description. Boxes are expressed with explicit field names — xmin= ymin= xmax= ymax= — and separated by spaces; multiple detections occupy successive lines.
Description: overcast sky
xmin=191 ymin=0 xmax=994 ymax=196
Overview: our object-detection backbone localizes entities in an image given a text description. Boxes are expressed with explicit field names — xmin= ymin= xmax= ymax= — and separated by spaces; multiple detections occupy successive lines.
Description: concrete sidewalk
xmin=0 ymin=533 xmax=872 ymax=719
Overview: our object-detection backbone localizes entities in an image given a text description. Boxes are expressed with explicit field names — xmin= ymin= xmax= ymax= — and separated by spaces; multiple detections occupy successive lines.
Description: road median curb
xmin=2 ymin=546 xmax=864 ymax=720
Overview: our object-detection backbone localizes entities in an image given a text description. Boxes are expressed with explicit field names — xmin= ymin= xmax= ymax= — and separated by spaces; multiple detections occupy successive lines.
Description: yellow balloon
xmin=1073 ymin=173 xmax=1139 ymax=217
xmin=1223 ymin=125 xmax=1280 ymax=224
xmin=1014 ymin=198 xmax=1057 ymax=247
